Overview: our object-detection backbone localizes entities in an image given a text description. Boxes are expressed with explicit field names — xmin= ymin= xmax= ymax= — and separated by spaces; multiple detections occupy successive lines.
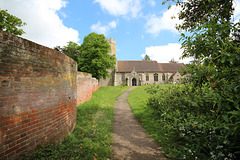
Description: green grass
xmin=127 ymin=85 xmax=172 ymax=158
xmin=127 ymin=85 xmax=158 ymax=135
xmin=22 ymin=86 xmax=130 ymax=160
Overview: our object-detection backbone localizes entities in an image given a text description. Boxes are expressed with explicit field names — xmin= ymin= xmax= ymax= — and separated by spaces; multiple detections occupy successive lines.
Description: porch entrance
xmin=132 ymin=78 xmax=137 ymax=86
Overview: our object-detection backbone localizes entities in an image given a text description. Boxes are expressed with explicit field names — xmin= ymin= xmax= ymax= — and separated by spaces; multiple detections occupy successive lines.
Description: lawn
xmin=127 ymin=85 xmax=173 ymax=158
xmin=127 ymin=85 xmax=170 ymax=137
xmin=22 ymin=86 xmax=130 ymax=160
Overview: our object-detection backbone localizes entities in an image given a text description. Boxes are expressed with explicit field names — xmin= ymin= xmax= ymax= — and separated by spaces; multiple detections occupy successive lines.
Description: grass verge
xmin=22 ymin=86 xmax=130 ymax=160
xmin=127 ymin=85 xmax=170 ymax=158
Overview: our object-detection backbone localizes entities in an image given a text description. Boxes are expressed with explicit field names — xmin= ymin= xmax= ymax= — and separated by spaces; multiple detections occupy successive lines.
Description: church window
xmin=154 ymin=73 xmax=158 ymax=81
xmin=146 ymin=74 xmax=149 ymax=81
xmin=162 ymin=74 xmax=165 ymax=81
xmin=122 ymin=73 xmax=125 ymax=82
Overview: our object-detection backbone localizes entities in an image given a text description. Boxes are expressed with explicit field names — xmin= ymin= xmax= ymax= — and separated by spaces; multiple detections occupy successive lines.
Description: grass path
xmin=22 ymin=86 xmax=130 ymax=160
xmin=111 ymin=87 xmax=166 ymax=160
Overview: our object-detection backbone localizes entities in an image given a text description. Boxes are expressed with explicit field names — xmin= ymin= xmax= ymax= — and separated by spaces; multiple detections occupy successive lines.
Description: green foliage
xmin=54 ymin=33 xmax=116 ymax=80
xmin=79 ymin=33 xmax=116 ymax=80
xmin=158 ymin=1 xmax=240 ymax=158
xmin=0 ymin=9 xmax=26 ymax=35
xmin=54 ymin=41 xmax=81 ymax=63
xmin=21 ymin=86 xmax=130 ymax=160
xmin=121 ymin=81 xmax=127 ymax=87
xmin=147 ymin=84 xmax=240 ymax=159
xmin=143 ymin=54 xmax=151 ymax=61
xmin=129 ymin=85 xmax=240 ymax=159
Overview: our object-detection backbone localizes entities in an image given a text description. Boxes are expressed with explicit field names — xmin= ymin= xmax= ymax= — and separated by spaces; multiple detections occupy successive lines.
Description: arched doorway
xmin=132 ymin=78 xmax=137 ymax=86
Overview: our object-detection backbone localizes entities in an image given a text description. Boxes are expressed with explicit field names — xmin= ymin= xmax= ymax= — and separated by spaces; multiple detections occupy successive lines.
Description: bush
xmin=146 ymin=83 xmax=239 ymax=160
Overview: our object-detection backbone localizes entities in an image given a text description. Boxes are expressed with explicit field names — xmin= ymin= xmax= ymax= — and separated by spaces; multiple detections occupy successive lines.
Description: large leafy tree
xmin=79 ymin=33 xmax=116 ymax=80
xmin=0 ymin=9 xmax=26 ymax=35
xmin=162 ymin=0 xmax=240 ymax=158
xmin=54 ymin=41 xmax=81 ymax=63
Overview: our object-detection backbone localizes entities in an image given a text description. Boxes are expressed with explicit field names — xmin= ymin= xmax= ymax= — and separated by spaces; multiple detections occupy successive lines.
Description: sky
xmin=1 ymin=0 xmax=240 ymax=63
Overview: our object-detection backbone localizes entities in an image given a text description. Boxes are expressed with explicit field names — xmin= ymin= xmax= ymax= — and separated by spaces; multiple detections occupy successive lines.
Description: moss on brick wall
xmin=0 ymin=31 xmax=77 ymax=160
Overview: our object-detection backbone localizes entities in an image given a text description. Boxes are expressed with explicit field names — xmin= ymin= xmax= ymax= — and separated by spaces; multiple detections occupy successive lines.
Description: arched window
xmin=154 ymin=73 xmax=158 ymax=81
xmin=122 ymin=73 xmax=125 ymax=82
xmin=146 ymin=73 xmax=149 ymax=81
xmin=162 ymin=74 xmax=165 ymax=81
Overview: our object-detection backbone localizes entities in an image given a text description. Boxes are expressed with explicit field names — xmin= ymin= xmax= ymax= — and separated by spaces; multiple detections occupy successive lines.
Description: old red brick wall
xmin=0 ymin=31 xmax=77 ymax=159
xmin=76 ymin=72 xmax=99 ymax=106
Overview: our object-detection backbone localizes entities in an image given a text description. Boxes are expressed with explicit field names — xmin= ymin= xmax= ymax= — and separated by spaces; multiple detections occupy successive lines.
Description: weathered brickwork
xmin=0 ymin=31 xmax=77 ymax=159
xmin=77 ymin=72 xmax=99 ymax=106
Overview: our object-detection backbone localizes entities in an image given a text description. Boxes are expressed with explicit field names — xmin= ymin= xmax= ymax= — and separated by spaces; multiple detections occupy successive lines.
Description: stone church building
xmin=100 ymin=38 xmax=188 ymax=86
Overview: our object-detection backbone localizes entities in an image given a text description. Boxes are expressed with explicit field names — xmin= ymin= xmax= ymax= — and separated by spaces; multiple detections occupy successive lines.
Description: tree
xmin=169 ymin=58 xmax=178 ymax=63
xmin=162 ymin=0 xmax=240 ymax=159
xmin=0 ymin=9 xmax=26 ymax=35
xmin=79 ymin=33 xmax=116 ymax=80
xmin=54 ymin=41 xmax=81 ymax=63
xmin=143 ymin=54 xmax=151 ymax=61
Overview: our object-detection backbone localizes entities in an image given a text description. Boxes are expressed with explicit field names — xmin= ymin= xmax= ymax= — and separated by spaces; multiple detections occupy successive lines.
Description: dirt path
xmin=111 ymin=87 xmax=166 ymax=160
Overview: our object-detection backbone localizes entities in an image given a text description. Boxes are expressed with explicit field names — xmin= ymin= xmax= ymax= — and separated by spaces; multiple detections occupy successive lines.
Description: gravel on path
xmin=111 ymin=87 xmax=167 ymax=160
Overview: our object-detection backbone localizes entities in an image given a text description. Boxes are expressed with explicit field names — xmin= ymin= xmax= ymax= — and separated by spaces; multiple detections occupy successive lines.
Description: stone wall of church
xmin=115 ymin=72 xmax=169 ymax=86
xmin=99 ymin=69 xmax=114 ymax=86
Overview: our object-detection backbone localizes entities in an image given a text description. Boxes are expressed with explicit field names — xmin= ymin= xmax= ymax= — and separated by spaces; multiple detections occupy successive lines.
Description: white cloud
xmin=108 ymin=21 xmax=117 ymax=28
xmin=233 ymin=0 xmax=240 ymax=23
xmin=148 ymin=0 xmax=156 ymax=7
xmin=142 ymin=43 xmax=192 ymax=63
xmin=145 ymin=5 xmax=182 ymax=36
xmin=0 ymin=0 xmax=79 ymax=48
xmin=91 ymin=20 xmax=117 ymax=35
xmin=94 ymin=0 xmax=142 ymax=18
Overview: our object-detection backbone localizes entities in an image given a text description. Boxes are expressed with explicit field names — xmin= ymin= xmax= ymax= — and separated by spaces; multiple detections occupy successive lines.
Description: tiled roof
xmin=117 ymin=61 xmax=187 ymax=73
xmin=158 ymin=63 xmax=187 ymax=73
xmin=117 ymin=61 xmax=160 ymax=72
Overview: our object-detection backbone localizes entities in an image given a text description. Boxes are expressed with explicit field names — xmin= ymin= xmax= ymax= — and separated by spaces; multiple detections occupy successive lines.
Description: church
xmin=100 ymin=38 xmax=188 ymax=86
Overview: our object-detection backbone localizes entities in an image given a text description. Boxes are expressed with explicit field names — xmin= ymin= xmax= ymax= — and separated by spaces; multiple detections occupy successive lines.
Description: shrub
xmin=146 ymin=83 xmax=239 ymax=159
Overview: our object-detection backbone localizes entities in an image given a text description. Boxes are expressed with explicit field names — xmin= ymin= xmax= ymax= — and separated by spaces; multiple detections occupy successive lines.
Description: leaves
xmin=79 ymin=33 xmax=116 ymax=80
xmin=0 ymin=9 xmax=26 ymax=35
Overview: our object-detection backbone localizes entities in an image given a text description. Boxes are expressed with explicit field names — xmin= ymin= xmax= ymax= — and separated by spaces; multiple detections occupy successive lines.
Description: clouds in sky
xmin=145 ymin=5 xmax=182 ymax=36
xmin=142 ymin=43 xmax=192 ymax=64
xmin=148 ymin=0 xmax=156 ymax=7
xmin=91 ymin=21 xmax=118 ymax=35
xmin=94 ymin=0 xmax=142 ymax=18
xmin=233 ymin=0 xmax=240 ymax=23
xmin=0 ymin=0 xmax=79 ymax=48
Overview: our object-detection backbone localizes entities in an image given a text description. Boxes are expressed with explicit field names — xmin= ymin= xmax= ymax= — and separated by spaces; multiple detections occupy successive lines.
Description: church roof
xmin=158 ymin=63 xmax=187 ymax=73
xmin=117 ymin=61 xmax=187 ymax=73
xmin=117 ymin=61 xmax=160 ymax=72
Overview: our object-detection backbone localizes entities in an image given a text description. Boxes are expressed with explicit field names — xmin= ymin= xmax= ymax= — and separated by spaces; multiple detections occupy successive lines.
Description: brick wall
xmin=76 ymin=72 xmax=99 ymax=106
xmin=0 ymin=31 xmax=77 ymax=159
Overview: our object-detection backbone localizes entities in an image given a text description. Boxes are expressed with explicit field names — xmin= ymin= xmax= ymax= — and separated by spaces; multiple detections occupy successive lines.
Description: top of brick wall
xmin=0 ymin=31 xmax=76 ymax=64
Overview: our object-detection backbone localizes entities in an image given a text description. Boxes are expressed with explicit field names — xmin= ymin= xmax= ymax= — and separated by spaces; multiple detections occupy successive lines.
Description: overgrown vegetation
xmin=128 ymin=84 xmax=240 ymax=159
xmin=22 ymin=86 xmax=129 ymax=160
xmin=128 ymin=1 xmax=240 ymax=156
xmin=131 ymin=1 xmax=240 ymax=159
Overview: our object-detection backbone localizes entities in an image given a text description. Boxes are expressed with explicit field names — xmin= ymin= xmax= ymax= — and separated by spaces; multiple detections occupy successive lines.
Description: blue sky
xmin=1 ymin=0 xmax=240 ymax=63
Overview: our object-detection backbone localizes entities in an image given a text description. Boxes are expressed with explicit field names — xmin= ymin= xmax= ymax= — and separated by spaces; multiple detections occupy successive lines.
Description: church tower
xmin=99 ymin=38 xmax=117 ymax=86
xmin=106 ymin=38 xmax=116 ymax=57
